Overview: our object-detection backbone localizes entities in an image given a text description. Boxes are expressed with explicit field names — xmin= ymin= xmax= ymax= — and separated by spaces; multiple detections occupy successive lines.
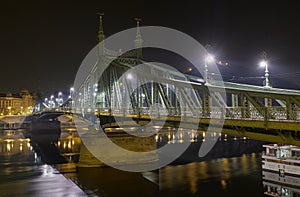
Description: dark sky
xmin=1 ymin=0 xmax=300 ymax=97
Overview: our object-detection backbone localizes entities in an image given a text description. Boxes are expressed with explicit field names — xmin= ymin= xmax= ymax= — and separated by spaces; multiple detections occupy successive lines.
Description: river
xmin=0 ymin=126 xmax=299 ymax=196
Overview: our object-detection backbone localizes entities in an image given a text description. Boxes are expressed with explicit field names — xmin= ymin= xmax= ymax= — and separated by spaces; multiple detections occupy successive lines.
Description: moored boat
xmin=262 ymin=144 xmax=300 ymax=177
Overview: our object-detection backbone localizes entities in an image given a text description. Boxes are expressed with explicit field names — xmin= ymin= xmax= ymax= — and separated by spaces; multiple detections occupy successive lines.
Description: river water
xmin=0 ymin=127 xmax=299 ymax=196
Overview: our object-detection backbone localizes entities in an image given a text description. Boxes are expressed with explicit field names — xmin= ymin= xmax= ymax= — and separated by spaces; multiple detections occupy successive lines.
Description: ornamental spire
xmin=97 ymin=13 xmax=105 ymax=56
xmin=134 ymin=18 xmax=143 ymax=59
xmin=97 ymin=13 xmax=105 ymax=42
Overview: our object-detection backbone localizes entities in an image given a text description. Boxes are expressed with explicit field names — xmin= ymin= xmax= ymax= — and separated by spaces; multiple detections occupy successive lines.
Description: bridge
xmin=66 ymin=16 xmax=300 ymax=146
xmin=36 ymin=16 xmax=300 ymax=147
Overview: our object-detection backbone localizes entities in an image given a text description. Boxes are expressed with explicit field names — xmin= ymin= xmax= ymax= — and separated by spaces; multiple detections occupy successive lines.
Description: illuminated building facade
xmin=0 ymin=89 xmax=36 ymax=115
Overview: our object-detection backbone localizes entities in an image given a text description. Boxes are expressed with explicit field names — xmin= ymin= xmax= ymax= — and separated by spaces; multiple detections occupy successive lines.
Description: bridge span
xmin=43 ymin=16 xmax=300 ymax=146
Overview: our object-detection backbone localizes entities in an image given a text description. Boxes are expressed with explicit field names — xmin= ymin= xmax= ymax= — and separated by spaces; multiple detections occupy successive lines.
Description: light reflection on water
xmin=159 ymin=153 xmax=261 ymax=195
xmin=0 ymin=129 xmax=85 ymax=196
xmin=3 ymin=126 xmax=300 ymax=196
xmin=56 ymin=127 xmax=267 ymax=196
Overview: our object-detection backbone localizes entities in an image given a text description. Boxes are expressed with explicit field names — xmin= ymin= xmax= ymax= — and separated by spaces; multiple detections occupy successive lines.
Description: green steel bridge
xmin=67 ymin=16 xmax=300 ymax=146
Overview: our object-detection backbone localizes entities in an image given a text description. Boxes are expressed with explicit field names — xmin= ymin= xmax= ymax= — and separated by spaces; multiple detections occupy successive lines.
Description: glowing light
xmin=126 ymin=73 xmax=133 ymax=80
xmin=168 ymin=133 xmax=171 ymax=139
xmin=221 ymin=179 xmax=228 ymax=189
xmin=180 ymin=133 xmax=183 ymax=139
xmin=7 ymin=143 xmax=11 ymax=152
xmin=260 ymin=60 xmax=267 ymax=68
xmin=205 ymin=54 xmax=214 ymax=63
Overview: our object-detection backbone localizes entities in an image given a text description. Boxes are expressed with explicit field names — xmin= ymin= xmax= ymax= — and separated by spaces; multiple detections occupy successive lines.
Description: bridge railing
xmin=222 ymin=106 xmax=300 ymax=121
xmin=90 ymin=106 xmax=300 ymax=122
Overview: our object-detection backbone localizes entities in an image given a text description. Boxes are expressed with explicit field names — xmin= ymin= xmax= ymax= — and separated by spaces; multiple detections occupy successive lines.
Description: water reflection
xmin=57 ymin=129 xmax=81 ymax=163
xmin=0 ymin=130 xmax=35 ymax=166
xmin=61 ymin=127 xmax=265 ymax=196
xmin=0 ymin=124 xmax=272 ymax=196
xmin=263 ymin=171 xmax=300 ymax=196
xmin=261 ymin=143 xmax=300 ymax=196
xmin=0 ymin=128 xmax=85 ymax=196
xmin=58 ymin=128 xmax=265 ymax=196
xmin=159 ymin=153 xmax=262 ymax=195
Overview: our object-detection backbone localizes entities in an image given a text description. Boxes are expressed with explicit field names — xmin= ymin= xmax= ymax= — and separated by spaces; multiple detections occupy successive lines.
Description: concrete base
xmin=77 ymin=126 xmax=158 ymax=169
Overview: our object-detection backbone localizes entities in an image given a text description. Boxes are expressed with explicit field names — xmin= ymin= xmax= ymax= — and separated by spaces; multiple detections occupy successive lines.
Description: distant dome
xmin=21 ymin=89 xmax=29 ymax=95
xmin=6 ymin=92 xmax=12 ymax=97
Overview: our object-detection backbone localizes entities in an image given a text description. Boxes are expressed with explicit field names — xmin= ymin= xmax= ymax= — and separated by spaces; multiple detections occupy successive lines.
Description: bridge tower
xmin=134 ymin=18 xmax=143 ymax=59
xmin=97 ymin=13 xmax=105 ymax=56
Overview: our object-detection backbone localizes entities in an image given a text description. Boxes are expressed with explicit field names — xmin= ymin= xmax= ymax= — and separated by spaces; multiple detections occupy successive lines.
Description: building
xmin=0 ymin=89 xmax=36 ymax=115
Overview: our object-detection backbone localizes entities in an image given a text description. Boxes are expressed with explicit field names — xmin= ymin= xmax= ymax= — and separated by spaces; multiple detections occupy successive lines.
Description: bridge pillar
xmin=264 ymin=98 xmax=272 ymax=107
xmin=241 ymin=94 xmax=250 ymax=118
xmin=286 ymin=97 xmax=297 ymax=120
xmin=202 ymin=91 xmax=211 ymax=117
xmin=231 ymin=94 xmax=239 ymax=108
xmin=174 ymin=86 xmax=181 ymax=115
xmin=77 ymin=126 xmax=157 ymax=168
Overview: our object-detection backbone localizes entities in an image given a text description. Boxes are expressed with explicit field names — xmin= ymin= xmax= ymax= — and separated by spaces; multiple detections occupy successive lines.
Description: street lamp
xmin=70 ymin=87 xmax=74 ymax=95
xmin=69 ymin=87 xmax=74 ymax=100
xmin=260 ymin=60 xmax=270 ymax=88
xmin=204 ymin=53 xmax=214 ymax=84
xmin=50 ymin=95 xmax=55 ymax=108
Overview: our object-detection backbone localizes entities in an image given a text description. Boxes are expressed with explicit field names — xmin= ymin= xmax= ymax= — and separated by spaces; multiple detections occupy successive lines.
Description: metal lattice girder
xmin=231 ymin=94 xmax=239 ymax=107
xmin=290 ymin=96 xmax=300 ymax=108
xmin=101 ymin=70 xmax=111 ymax=107
xmin=139 ymin=79 xmax=152 ymax=107
xmin=74 ymin=50 xmax=300 ymax=122
xmin=240 ymin=93 xmax=250 ymax=118
xmin=223 ymin=81 xmax=300 ymax=97
xmin=243 ymin=92 xmax=275 ymax=119
xmin=174 ymin=86 xmax=181 ymax=115
xmin=157 ymin=83 xmax=172 ymax=110
xmin=286 ymin=97 xmax=297 ymax=120
xmin=275 ymin=99 xmax=286 ymax=107
xmin=111 ymin=67 xmax=122 ymax=109
xmin=179 ymin=88 xmax=199 ymax=116
xmin=202 ymin=89 xmax=211 ymax=117
xmin=190 ymin=89 xmax=202 ymax=108
xmin=124 ymin=77 xmax=138 ymax=112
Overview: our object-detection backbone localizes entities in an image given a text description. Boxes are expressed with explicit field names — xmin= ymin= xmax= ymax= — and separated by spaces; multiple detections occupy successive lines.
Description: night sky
xmin=1 ymin=0 xmax=300 ymax=97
